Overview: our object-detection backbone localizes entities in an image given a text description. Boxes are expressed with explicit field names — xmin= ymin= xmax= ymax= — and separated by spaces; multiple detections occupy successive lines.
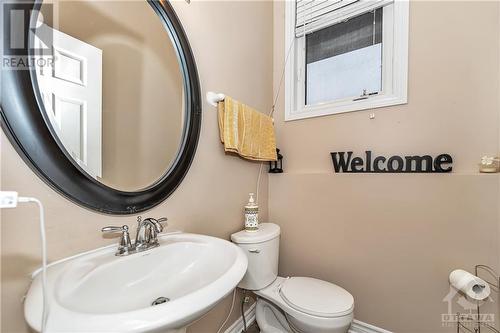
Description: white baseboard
xmin=224 ymin=302 xmax=257 ymax=333
xmin=349 ymin=320 xmax=393 ymax=333
xmin=224 ymin=302 xmax=392 ymax=333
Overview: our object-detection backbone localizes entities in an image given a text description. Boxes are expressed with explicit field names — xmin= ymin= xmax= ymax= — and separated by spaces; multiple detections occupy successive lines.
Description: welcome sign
xmin=330 ymin=151 xmax=453 ymax=173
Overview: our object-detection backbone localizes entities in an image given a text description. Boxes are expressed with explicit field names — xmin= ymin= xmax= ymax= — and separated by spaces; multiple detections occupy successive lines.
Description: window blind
xmin=295 ymin=0 xmax=391 ymax=36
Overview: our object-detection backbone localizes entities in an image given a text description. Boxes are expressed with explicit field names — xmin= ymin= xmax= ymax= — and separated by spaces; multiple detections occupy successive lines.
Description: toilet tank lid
xmin=231 ymin=223 xmax=280 ymax=244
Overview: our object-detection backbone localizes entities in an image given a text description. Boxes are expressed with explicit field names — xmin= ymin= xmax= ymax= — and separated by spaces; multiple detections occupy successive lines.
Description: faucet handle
xmin=142 ymin=218 xmax=164 ymax=233
xmin=157 ymin=217 xmax=168 ymax=227
xmin=102 ymin=225 xmax=128 ymax=233
xmin=102 ymin=225 xmax=132 ymax=255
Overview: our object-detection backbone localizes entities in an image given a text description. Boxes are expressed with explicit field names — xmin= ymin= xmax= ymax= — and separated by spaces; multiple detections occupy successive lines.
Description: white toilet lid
xmin=279 ymin=277 xmax=354 ymax=318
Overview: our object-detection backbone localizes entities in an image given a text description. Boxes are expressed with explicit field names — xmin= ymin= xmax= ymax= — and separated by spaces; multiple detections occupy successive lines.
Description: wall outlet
xmin=0 ymin=191 xmax=18 ymax=208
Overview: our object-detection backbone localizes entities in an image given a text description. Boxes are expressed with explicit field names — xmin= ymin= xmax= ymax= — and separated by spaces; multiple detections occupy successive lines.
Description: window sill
xmin=285 ymin=94 xmax=407 ymax=121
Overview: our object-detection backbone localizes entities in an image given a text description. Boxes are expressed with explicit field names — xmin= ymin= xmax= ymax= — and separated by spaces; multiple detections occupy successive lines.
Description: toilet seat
xmin=279 ymin=277 xmax=354 ymax=318
xmin=255 ymin=277 xmax=354 ymax=333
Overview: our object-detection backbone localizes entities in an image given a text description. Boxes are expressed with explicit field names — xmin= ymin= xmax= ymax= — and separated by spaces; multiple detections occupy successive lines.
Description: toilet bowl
xmin=231 ymin=223 xmax=354 ymax=333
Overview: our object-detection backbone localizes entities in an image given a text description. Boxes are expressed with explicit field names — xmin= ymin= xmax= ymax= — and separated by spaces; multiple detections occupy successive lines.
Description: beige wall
xmin=271 ymin=1 xmax=500 ymax=332
xmin=1 ymin=1 xmax=273 ymax=332
xmin=4 ymin=1 xmax=500 ymax=333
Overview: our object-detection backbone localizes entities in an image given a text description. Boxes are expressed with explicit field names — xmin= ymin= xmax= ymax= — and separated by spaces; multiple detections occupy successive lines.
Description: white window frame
xmin=284 ymin=0 xmax=409 ymax=121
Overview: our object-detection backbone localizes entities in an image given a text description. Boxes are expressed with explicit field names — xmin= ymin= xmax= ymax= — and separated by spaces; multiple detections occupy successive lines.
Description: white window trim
xmin=284 ymin=0 xmax=409 ymax=121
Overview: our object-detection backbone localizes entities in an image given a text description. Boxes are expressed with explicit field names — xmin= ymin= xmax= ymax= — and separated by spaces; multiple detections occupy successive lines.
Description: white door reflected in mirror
xmin=35 ymin=25 xmax=103 ymax=179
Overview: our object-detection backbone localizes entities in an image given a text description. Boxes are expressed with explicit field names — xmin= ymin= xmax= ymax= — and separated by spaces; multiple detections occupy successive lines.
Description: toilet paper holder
xmin=456 ymin=265 xmax=499 ymax=333
xmin=474 ymin=265 xmax=499 ymax=291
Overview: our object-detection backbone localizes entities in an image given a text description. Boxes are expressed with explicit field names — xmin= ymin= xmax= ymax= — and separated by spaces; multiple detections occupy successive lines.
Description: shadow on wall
xmin=2 ymin=254 xmax=41 ymax=282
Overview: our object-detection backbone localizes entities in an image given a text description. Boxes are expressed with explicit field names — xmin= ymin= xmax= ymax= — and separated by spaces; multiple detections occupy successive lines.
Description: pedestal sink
xmin=24 ymin=232 xmax=248 ymax=333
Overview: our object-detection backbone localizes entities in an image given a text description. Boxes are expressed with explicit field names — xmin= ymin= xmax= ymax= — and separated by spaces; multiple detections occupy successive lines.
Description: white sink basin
xmin=24 ymin=232 xmax=248 ymax=333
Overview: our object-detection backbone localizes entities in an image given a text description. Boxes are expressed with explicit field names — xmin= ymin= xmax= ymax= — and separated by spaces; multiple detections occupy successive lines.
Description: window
xmin=285 ymin=0 xmax=409 ymax=121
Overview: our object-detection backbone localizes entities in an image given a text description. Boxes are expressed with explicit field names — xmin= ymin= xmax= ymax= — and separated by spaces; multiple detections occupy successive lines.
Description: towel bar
xmin=206 ymin=92 xmax=225 ymax=107
xmin=207 ymin=91 xmax=275 ymax=125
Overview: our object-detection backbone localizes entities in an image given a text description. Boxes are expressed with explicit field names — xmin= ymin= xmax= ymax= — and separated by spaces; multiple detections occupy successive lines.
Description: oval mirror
xmin=34 ymin=0 xmax=186 ymax=191
xmin=1 ymin=0 xmax=201 ymax=214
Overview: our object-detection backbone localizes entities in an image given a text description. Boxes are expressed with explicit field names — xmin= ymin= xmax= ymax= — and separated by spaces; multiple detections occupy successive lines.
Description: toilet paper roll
xmin=449 ymin=269 xmax=491 ymax=301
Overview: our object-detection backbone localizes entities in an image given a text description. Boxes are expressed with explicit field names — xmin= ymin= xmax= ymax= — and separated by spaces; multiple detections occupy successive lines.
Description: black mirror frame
xmin=0 ymin=0 xmax=202 ymax=215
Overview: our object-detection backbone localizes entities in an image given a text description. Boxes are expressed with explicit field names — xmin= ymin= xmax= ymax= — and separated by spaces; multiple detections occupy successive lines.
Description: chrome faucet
xmin=135 ymin=216 xmax=167 ymax=251
xmin=102 ymin=216 xmax=168 ymax=256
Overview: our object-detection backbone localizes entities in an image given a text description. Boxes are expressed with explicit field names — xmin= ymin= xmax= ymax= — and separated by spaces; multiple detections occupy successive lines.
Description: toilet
xmin=231 ymin=223 xmax=354 ymax=333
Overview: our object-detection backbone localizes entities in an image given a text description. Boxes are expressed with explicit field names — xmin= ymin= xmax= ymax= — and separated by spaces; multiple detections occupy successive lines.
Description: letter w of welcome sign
xmin=330 ymin=151 xmax=453 ymax=173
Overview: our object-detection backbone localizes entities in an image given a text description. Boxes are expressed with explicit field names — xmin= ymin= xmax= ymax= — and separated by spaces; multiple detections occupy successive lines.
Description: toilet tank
xmin=231 ymin=223 xmax=280 ymax=290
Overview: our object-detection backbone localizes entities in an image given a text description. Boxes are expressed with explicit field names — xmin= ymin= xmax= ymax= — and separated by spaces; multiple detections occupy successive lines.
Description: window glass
xmin=305 ymin=9 xmax=383 ymax=105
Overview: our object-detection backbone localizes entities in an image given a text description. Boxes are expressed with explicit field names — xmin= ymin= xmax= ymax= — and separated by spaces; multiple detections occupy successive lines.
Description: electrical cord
xmin=241 ymin=289 xmax=248 ymax=332
xmin=216 ymin=288 xmax=237 ymax=333
xmin=18 ymin=197 xmax=48 ymax=333
xmin=255 ymin=37 xmax=296 ymax=204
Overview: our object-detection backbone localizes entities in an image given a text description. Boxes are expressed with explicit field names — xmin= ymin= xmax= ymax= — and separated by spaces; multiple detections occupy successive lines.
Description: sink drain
xmin=151 ymin=296 xmax=170 ymax=306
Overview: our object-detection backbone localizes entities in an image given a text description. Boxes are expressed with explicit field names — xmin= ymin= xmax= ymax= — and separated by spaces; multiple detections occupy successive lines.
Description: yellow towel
xmin=218 ymin=96 xmax=277 ymax=161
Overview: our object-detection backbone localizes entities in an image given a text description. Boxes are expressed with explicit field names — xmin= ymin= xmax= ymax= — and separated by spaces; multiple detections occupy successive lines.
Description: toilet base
xmin=256 ymin=298 xmax=292 ymax=333
xmin=255 ymin=295 xmax=352 ymax=333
